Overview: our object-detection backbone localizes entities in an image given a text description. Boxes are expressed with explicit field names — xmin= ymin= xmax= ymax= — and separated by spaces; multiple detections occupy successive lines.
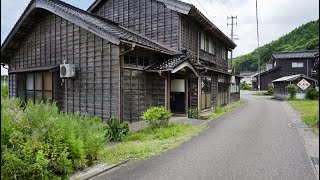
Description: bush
xmin=1 ymin=98 xmax=108 ymax=179
xmin=188 ymin=108 xmax=199 ymax=119
xmin=1 ymin=84 xmax=8 ymax=98
xmin=106 ymin=117 xmax=129 ymax=141
xmin=306 ymin=88 xmax=319 ymax=100
xmin=142 ymin=107 xmax=173 ymax=127
xmin=267 ymin=87 xmax=274 ymax=95
xmin=240 ymin=82 xmax=251 ymax=90
xmin=286 ymin=84 xmax=298 ymax=99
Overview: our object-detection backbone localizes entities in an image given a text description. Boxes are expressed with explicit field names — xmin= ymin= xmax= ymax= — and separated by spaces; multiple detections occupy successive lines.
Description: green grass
xmin=287 ymin=100 xmax=319 ymax=134
xmin=209 ymin=100 xmax=246 ymax=119
xmin=99 ymin=124 xmax=207 ymax=164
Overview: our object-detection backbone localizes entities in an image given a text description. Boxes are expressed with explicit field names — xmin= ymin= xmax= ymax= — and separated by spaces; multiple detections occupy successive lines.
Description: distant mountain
xmin=233 ymin=19 xmax=319 ymax=73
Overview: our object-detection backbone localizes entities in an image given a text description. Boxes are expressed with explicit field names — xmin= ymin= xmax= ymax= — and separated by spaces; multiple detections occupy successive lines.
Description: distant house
xmin=253 ymin=50 xmax=319 ymax=90
xmin=1 ymin=0 xmax=240 ymax=123
xmin=239 ymin=71 xmax=256 ymax=87
xmin=272 ymin=74 xmax=317 ymax=100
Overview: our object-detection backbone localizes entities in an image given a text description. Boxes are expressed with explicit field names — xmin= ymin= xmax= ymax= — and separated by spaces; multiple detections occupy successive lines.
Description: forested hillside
xmin=233 ymin=19 xmax=319 ymax=72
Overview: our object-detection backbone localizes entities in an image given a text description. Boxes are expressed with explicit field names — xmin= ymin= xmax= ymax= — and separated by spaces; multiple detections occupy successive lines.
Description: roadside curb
xmin=199 ymin=100 xmax=248 ymax=127
xmin=69 ymin=159 xmax=130 ymax=180
xmin=282 ymin=102 xmax=319 ymax=180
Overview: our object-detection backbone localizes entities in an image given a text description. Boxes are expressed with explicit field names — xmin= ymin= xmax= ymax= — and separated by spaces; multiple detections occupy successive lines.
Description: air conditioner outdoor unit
xmin=60 ymin=64 xmax=76 ymax=78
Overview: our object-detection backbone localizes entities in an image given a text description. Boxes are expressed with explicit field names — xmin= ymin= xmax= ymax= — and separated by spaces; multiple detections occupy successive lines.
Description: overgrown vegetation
xmin=142 ymin=106 xmax=173 ymax=127
xmin=240 ymin=82 xmax=251 ymax=90
xmin=1 ymin=84 xmax=8 ymax=98
xmin=305 ymin=88 xmax=319 ymax=100
xmin=286 ymin=84 xmax=298 ymax=100
xmin=106 ymin=117 xmax=129 ymax=141
xmin=287 ymin=100 xmax=319 ymax=134
xmin=1 ymin=98 xmax=108 ymax=179
xmin=233 ymin=19 xmax=319 ymax=72
xmin=209 ymin=100 xmax=245 ymax=119
xmin=187 ymin=108 xmax=209 ymax=120
xmin=99 ymin=124 xmax=207 ymax=164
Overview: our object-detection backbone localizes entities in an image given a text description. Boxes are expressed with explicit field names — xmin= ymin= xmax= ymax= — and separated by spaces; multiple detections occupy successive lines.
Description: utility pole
xmin=255 ymin=0 xmax=261 ymax=91
xmin=227 ymin=15 xmax=239 ymax=73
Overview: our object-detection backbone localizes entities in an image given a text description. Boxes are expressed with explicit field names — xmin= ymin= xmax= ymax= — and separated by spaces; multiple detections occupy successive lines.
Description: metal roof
xmin=1 ymin=0 xmax=178 ymax=63
xmin=272 ymin=50 xmax=319 ymax=59
xmin=272 ymin=74 xmax=317 ymax=82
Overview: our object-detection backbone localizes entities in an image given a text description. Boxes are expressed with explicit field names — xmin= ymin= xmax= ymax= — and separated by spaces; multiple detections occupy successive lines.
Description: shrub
xmin=240 ymin=82 xmax=251 ymax=90
xmin=106 ymin=117 xmax=129 ymax=141
xmin=142 ymin=107 xmax=173 ymax=127
xmin=267 ymin=87 xmax=274 ymax=95
xmin=306 ymin=88 xmax=319 ymax=100
xmin=286 ymin=84 xmax=298 ymax=99
xmin=1 ymin=98 xmax=108 ymax=179
xmin=188 ymin=108 xmax=199 ymax=119
xmin=1 ymin=84 xmax=8 ymax=98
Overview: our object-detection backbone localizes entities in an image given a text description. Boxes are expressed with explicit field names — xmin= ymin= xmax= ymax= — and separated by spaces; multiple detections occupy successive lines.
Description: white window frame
xmin=292 ymin=62 xmax=304 ymax=68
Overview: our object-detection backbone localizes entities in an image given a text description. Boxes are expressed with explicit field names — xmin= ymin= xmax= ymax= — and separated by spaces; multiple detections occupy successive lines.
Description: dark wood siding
xmin=122 ymin=69 xmax=165 ymax=122
xmin=92 ymin=0 xmax=180 ymax=50
xmin=260 ymin=58 xmax=317 ymax=90
xmin=7 ymin=12 xmax=120 ymax=121
xmin=180 ymin=15 xmax=228 ymax=71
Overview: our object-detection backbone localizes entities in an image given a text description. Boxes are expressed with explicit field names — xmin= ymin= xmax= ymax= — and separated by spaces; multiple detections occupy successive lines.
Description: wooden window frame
xmin=16 ymin=71 xmax=54 ymax=103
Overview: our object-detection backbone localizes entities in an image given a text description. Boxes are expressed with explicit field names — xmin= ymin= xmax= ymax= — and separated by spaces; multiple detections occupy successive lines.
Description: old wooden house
xmin=254 ymin=50 xmax=319 ymax=90
xmin=1 ymin=0 xmax=241 ymax=123
xmin=272 ymin=74 xmax=317 ymax=100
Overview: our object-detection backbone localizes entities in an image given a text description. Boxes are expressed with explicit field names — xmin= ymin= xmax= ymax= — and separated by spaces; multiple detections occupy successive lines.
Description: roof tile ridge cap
xmin=46 ymin=0 xmax=118 ymax=26
xmin=119 ymin=25 xmax=179 ymax=53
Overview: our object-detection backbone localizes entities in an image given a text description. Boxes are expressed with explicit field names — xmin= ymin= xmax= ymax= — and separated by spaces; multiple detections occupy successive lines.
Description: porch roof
xmin=144 ymin=53 xmax=200 ymax=77
xmin=272 ymin=74 xmax=317 ymax=83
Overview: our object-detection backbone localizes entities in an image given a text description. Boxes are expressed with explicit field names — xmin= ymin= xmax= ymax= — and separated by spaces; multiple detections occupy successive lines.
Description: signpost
xmin=297 ymin=79 xmax=311 ymax=91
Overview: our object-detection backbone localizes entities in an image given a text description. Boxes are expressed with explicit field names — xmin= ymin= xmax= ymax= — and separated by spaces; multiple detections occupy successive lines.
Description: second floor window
xmin=200 ymin=33 xmax=215 ymax=55
xmin=221 ymin=47 xmax=227 ymax=60
xmin=292 ymin=62 xmax=303 ymax=68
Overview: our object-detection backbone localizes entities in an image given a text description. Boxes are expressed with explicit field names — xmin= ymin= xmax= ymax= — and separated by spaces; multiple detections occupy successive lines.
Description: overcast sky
xmin=1 ymin=0 xmax=319 ymax=75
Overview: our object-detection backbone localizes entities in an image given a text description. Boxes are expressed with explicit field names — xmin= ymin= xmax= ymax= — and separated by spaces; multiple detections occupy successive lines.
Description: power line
xmin=220 ymin=0 xmax=233 ymax=16
xmin=194 ymin=0 xmax=217 ymax=24
xmin=225 ymin=0 xmax=236 ymax=14
xmin=214 ymin=0 xmax=231 ymax=17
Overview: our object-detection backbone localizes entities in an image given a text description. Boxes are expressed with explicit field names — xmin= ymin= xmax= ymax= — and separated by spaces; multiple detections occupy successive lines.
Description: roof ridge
xmin=273 ymin=50 xmax=319 ymax=54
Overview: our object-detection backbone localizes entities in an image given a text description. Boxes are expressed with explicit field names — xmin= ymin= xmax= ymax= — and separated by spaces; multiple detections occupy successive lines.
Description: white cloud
xmin=181 ymin=0 xmax=319 ymax=57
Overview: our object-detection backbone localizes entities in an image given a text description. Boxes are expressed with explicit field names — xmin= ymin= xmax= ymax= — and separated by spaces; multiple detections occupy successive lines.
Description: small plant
xmin=188 ymin=108 xmax=199 ymax=119
xmin=240 ymin=82 xmax=251 ymax=90
xmin=286 ymin=84 xmax=298 ymax=100
xmin=306 ymin=88 xmax=319 ymax=100
xmin=106 ymin=117 xmax=129 ymax=141
xmin=215 ymin=106 xmax=224 ymax=113
xmin=1 ymin=84 xmax=8 ymax=98
xmin=267 ymin=87 xmax=274 ymax=95
xmin=142 ymin=107 xmax=173 ymax=127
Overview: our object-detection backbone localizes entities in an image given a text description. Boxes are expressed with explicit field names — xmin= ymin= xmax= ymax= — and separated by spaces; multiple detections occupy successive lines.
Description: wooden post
xmin=167 ymin=72 xmax=171 ymax=111
xmin=198 ymin=76 xmax=202 ymax=111
xmin=185 ymin=76 xmax=189 ymax=116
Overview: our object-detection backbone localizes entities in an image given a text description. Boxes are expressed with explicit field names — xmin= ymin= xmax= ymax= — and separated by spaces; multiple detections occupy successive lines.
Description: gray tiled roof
xmin=45 ymin=0 xmax=177 ymax=54
xmin=145 ymin=54 xmax=190 ymax=70
xmin=2 ymin=0 xmax=177 ymax=62
xmin=272 ymin=50 xmax=319 ymax=59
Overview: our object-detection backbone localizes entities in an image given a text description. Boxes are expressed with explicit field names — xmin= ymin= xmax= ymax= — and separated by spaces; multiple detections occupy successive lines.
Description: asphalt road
xmin=94 ymin=91 xmax=316 ymax=180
